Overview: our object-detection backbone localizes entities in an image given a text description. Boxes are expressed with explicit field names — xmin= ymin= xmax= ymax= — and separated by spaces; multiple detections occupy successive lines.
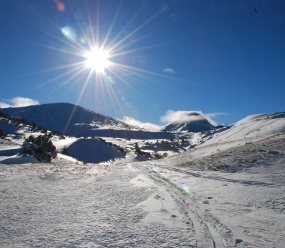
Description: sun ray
xmin=106 ymin=6 xmax=143 ymax=51
xmin=10 ymin=0 xmax=194 ymax=121
xmin=101 ymin=1 xmax=123 ymax=49
xmin=108 ymin=7 xmax=164 ymax=53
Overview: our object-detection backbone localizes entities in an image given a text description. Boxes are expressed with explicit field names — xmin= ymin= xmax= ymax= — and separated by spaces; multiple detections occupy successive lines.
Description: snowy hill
xmin=1 ymin=103 xmax=172 ymax=139
xmin=199 ymin=112 xmax=285 ymax=149
xmin=162 ymin=112 xmax=215 ymax=132
xmin=0 ymin=102 xmax=131 ymax=133
xmin=156 ymin=112 xmax=285 ymax=172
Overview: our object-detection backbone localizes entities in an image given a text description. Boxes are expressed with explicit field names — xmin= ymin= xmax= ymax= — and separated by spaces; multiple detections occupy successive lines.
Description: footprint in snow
xmin=154 ymin=194 xmax=161 ymax=200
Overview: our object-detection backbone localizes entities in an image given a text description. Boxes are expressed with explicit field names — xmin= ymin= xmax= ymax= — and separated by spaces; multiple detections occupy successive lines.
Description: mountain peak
xmin=1 ymin=102 xmax=173 ymax=139
xmin=162 ymin=112 xmax=215 ymax=133
xmin=0 ymin=102 xmax=133 ymax=135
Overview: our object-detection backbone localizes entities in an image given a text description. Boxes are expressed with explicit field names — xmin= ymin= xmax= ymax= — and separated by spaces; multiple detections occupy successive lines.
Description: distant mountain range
xmin=0 ymin=103 xmax=222 ymax=135
xmin=0 ymin=102 xmax=284 ymax=164
xmin=1 ymin=103 xmax=284 ymax=138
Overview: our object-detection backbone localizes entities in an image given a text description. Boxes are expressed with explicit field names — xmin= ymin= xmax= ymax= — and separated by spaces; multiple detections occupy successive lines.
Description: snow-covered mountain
xmin=0 ymin=103 xmax=172 ymax=139
xmin=162 ymin=112 xmax=216 ymax=132
xmin=0 ymin=102 xmax=131 ymax=133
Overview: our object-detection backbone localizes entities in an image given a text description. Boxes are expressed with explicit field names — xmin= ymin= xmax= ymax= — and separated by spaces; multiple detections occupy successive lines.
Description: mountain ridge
xmin=0 ymin=102 xmax=173 ymax=139
xmin=0 ymin=102 xmax=132 ymax=132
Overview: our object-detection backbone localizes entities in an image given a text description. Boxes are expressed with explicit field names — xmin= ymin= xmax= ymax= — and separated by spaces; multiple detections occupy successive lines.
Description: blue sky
xmin=0 ymin=0 xmax=284 ymax=126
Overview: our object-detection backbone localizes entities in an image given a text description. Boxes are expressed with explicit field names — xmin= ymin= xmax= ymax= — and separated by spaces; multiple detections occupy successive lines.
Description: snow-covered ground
xmin=1 ymin=132 xmax=284 ymax=247
xmin=1 ymin=107 xmax=285 ymax=247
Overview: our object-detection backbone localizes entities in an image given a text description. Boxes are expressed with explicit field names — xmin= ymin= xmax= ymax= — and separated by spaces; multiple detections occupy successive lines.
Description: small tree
xmin=21 ymin=135 xmax=57 ymax=163
xmin=0 ymin=128 xmax=4 ymax=138
xmin=61 ymin=146 xmax=69 ymax=155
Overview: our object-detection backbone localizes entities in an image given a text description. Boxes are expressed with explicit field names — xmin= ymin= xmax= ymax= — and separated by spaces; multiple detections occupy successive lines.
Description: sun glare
xmin=84 ymin=46 xmax=110 ymax=73
xmin=30 ymin=0 xmax=177 ymax=117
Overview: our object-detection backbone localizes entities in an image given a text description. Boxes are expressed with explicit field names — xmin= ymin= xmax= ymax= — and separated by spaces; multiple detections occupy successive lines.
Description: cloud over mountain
xmin=0 ymin=97 xmax=39 ymax=108
xmin=160 ymin=110 xmax=219 ymax=126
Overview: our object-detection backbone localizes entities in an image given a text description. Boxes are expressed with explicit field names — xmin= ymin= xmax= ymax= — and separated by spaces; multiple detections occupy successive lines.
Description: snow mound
xmin=68 ymin=138 xmax=126 ymax=163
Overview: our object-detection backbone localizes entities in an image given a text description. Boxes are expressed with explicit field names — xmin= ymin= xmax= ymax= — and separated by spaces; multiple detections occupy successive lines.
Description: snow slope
xmin=200 ymin=112 xmax=285 ymax=147
xmin=1 ymin=103 xmax=173 ymax=140
xmin=0 ymin=133 xmax=284 ymax=247
xmin=1 ymin=103 xmax=131 ymax=133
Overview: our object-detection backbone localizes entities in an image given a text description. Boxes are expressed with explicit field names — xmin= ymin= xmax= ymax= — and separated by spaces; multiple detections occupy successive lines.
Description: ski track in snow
xmin=143 ymin=157 xmax=285 ymax=247
xmin=131 ymin=163 xmax=235 ymax=248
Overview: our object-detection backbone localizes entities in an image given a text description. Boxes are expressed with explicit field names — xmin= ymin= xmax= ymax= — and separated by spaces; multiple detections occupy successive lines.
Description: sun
xmin=84 ymin=46 xmax=111 ymax=73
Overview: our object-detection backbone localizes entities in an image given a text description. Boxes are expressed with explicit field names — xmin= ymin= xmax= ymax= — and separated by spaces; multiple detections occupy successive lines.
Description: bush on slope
xmin=21 ymin=135 xmax=57 ymax=163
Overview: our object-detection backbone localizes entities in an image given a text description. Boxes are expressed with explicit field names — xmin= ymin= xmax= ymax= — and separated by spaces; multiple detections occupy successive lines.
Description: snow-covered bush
xmin=134 ymin=144 xmax=151 ymax=158
xmin=154 ymin=152 xmax=168 ymax=159
xmin=21 ymin=135 xmax=57 ymax=163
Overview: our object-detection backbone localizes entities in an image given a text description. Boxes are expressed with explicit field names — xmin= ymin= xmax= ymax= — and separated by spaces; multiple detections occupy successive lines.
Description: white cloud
xmin=160 ymin=110 xmax=225 ymax=126
xmin=121 ymin=116 xmax=161 ymax=131
xmin=163 ymin=68 xmax=175 ymax=74
xmin=205 ymin=112 xmax=227 ymax=118
xmin=0 ymin=97 xmax=39 ymax=108
xmin=0 ymin=102 xmax=10 ymax=108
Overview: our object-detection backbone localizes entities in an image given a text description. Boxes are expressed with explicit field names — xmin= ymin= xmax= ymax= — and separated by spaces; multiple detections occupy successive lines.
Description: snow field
xmin=1 ymin=164 xmax=198 ymax=247
xmin=1 ymin=133 xmax=285 ymax=247
xmin=1 ymin=108 xmax=285 ymax=247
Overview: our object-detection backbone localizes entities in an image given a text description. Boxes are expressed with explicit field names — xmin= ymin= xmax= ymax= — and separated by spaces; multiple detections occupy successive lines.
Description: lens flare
xmin=181 ymin=181 xmax=194 ymax=198
xmin=61 ymin=26 xmax=77 ymax=42
xmin=107 ymin=75 xmax=113 ymax=83
xmin=55 ymin=0 xmax=65 ymax=11
xmin=80 ymin=38 xmax=87 ymax=45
